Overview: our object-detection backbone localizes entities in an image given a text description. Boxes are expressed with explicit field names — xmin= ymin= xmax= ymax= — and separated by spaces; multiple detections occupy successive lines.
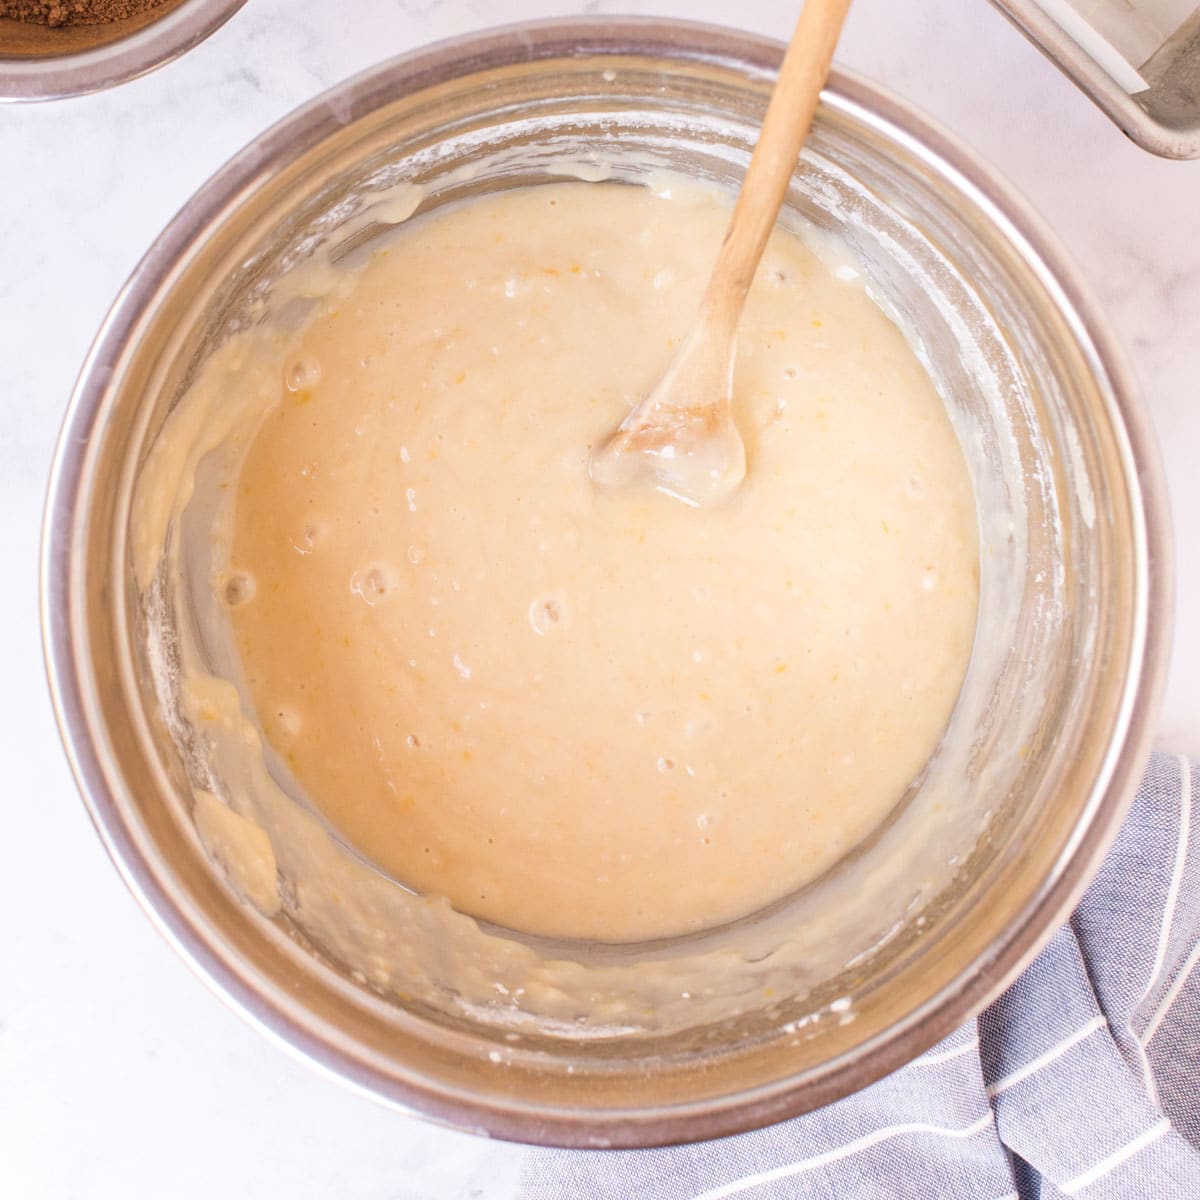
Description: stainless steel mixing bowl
xmin=0 ymin=0 xmax=246 ymax=101
xmin=41 ymin=18 xmax=1171 ymax=1147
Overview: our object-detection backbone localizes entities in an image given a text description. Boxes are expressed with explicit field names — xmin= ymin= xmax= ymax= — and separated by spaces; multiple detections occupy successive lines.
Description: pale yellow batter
xmin=222 ymin=181 xmax=978 ymax=943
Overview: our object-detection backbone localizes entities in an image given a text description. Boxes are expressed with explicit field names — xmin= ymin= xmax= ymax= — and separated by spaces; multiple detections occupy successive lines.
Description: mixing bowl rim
xmin=39 ymin=15 xmax=1173 ymax=1147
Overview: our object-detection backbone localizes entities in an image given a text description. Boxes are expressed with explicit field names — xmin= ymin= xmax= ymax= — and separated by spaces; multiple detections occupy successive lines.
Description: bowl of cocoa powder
xmin=0 ymin=0 xmax=246 ymax=99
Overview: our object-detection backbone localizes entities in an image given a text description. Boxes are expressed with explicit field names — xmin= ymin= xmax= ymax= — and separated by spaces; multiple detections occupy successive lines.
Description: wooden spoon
xmin=589 ymin=0 xmax=853 ymax=507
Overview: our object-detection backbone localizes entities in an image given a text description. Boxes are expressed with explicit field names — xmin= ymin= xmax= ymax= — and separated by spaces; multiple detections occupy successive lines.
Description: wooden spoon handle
xmin=703 ymin=0 xmax=853 ymax=320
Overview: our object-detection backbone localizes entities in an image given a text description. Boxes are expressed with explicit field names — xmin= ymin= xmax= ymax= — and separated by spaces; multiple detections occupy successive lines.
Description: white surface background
xmin=2 ymin=1 xmax=1197 ymax=1197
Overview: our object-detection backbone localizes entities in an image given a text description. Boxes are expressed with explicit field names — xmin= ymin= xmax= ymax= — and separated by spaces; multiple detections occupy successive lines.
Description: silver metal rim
xmin=40 ymin=17 xmax=1173 ymax=1145
xmin=0 ymin=0 xmax=247 ymax=102
xmin=988 ymin=0 xmax=1200 ymax=160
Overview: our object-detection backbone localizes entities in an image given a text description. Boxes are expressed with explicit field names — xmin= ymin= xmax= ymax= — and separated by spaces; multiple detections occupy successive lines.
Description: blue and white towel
xmin=521 ymin=753 xmax=1200 ymax=1198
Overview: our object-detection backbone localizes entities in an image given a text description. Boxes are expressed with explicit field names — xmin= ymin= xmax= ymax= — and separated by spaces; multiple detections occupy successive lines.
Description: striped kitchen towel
xmin=520 ymin=753 xmax=1200 ymax=1199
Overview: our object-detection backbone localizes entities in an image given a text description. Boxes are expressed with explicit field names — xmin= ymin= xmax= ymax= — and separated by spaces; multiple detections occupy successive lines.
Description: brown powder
xmin=0 ymin=0 xmax=166 ymax=26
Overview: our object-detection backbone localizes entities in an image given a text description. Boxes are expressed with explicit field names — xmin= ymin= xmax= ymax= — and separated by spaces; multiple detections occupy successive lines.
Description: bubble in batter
xmin=284 ymin=355 xmax=322 ymax=394
xmin=291 ymin=521 xmax=326 ymax=556
xmin=350 ymin=563 xmax=398 ymax=605
xmin=528 ymin=591 xmax=570 ymax=636
xmin=222 ymin=571 xmax=256 ymax=607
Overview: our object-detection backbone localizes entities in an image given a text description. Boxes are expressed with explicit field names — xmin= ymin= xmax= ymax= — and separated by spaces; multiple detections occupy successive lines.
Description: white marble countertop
xmin=3 ymin=1 xmax=1197 ymax=1196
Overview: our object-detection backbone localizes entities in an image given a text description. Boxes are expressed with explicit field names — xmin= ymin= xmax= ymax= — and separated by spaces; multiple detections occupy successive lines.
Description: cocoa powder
xmin=0 ymin=0 xmax=166 ymax=26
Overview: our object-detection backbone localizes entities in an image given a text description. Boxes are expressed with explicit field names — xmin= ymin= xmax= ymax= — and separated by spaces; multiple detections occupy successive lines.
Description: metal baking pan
xmin=991 ymin=0 xmax=1200 ymax=158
